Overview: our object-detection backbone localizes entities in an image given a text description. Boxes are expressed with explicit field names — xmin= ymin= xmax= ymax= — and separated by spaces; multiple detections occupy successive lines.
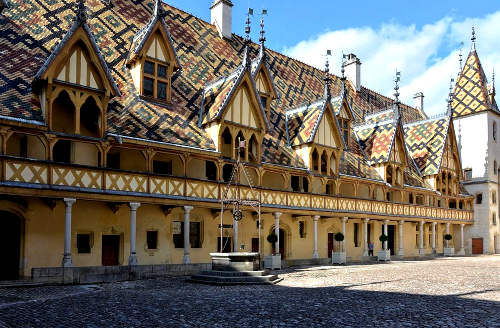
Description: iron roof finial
xmin=492 ymin=68 xmax=496 ymax=95
xmin=323 ymin=50 xmax=332 ymax=99
xmin=393 ymin=70 xmax=401 ymax=104
xmin=242 ymin=8 xmax=253 ymax=68
xmin=76 ymin=0 xmax=88 ymax=23
xmin=341 ymin=52 xmax=346 ymax=80
xmin=447 ymin=77 xmax=455 ymax=116
xmin=259 ymin=9 xmax=267 ymax=58
xmin=471 ymin=26 xmax=476 ymax=50
xmin=458 ymin=41 xmax=464 ymax=74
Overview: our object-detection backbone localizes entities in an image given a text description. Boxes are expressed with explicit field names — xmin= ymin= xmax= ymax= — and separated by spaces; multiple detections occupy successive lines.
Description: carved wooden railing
xmin=1 ymin=158 xmax=473 ymax=222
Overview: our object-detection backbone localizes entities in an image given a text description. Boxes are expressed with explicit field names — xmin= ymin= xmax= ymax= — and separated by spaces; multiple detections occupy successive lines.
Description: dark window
xmin=157 ymin=81 xmax=167 ymax=99
xmin=325 ymin=183 xmax=331 ymax=195
xmin=20 ymin=135 xmax=27 ymax=158
xmin=449 ymin=200 xmax=456 ymax=209
xmin=146 ymin=231 xmax=158 ymax=250
xmin=173 ymin=221 xmax=183 ymax=248
xmin=107 ymin=152 xmax=120 ymax=169
xmin=190 ymin=222 xmax=201 ymax=248
xmin=409 ymin=193 xmax=414 ymax=204
xmin=144 ymin=61 xmax=155 ymax=75
xmin=291 ymin=176 xmax=300 ymax=192
xmin=493 ymin=213 xmax=497 ymax=225
xmin=302 ymin=177 xmax=309 ymax=193
xmin=299 ymin=221 xmax=305 ymax=238
xmin=53 ymin=140 xmax=71 ymax=163
xmin=437 ymin=199 xmax=442 ymax=207
xmin=217 ymin=237 xmax=232 ymax=253
xmin=476 ymin=193 xmax=483 ymax=204
xmin=153 ymin=160 xmax=172 ymax=175
xmin=143 ymin=77 xmax=154 ymax=96
xmin=223 ymin=164 xmax=233 ymax=182
xmin=354 ymin=223 xmax=359 ymax=247
xmin=205 ymin=161 xmax=217 ymax=181
xmin=260 ymin=95 xmax=268 ymax=109
xmin=77 ymin=234 xmax=91 ymax=254
xmin=158 ymin=64 xmax=167 ymax=78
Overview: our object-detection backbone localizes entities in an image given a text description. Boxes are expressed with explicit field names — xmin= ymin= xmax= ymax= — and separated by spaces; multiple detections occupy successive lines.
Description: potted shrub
xmin=443 ymin=233 xmax=454 ymax=256
xmin=332 ymin=232 xmax=346 ymax=264
xmin=264 ymin=232 xmax=281 ymax=269
xmin=377 ymin=234 xmax=391 ymax=261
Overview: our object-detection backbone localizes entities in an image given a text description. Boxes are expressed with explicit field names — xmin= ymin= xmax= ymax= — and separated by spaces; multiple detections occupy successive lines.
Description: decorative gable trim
xmin=251 ymin=57 xmax=278 ymax=100
xmin=34 ymin=3 xmax=120 ymax=97
xmin=126 ymin=0 xmax=181 ymax=71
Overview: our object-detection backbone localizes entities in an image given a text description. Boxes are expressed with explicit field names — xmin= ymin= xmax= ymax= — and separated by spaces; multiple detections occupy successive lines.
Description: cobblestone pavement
xmin=0 ymin=256 xmax=498 ymax=327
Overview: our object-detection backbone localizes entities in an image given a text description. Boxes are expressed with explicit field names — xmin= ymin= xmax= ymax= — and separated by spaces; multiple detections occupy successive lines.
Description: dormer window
xmin=339 ymin=118 xmax=350 ymax=145
xmin=143 ymin=59 xmax=170 ymax=101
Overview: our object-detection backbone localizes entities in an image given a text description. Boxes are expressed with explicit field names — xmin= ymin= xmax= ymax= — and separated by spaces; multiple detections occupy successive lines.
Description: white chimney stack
xmin=413 ymin=92 xmax=424 ymax=111
xmin=344 ymin=53 xmax=361 ymax=92
xmin=210 ymin=0 xmax=233 ymax=39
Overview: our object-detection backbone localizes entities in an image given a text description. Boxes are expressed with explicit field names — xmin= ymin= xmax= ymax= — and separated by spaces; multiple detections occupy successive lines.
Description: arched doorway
xmin=0 ymin=212 xmax=22 ymax=280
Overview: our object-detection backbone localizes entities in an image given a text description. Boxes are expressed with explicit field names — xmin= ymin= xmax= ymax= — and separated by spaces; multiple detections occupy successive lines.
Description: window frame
xmin=146 ymin=230 xmax=159 ymax=250
xmin=142 ymin=57 xmax=171 ymax=102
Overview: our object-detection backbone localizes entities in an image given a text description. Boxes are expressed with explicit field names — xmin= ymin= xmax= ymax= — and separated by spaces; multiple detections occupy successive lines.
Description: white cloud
xmin=283 ymin=12 xmax=500 ymax=117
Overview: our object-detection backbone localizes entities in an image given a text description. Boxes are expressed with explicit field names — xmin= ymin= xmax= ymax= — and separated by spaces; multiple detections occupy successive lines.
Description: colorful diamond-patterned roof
xmin=354 ymin=120 xmax=396 ymax=164
xmin=363 ymin=109 xmax=395 ymax=125
xmin=340 ymin=151 xmax=382 ymax=181
xmin=452 ymin=49 xmax=498 ymax=117
xmin=404 ymin=115 xmax=451 ymax=176
xmin=286 ymin=100 xmax=326 ymax=146
xmin=0 ymin=0 xmax=427 ymax=170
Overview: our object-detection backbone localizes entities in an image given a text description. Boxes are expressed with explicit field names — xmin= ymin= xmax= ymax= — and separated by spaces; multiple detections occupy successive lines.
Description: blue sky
xmin=168 ymin=1 xmax=500 ymax=116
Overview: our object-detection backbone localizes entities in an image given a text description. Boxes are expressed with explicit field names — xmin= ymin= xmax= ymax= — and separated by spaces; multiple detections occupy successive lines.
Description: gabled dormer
xmin=34 ymin=0 xmax=120 ymax=138
xmin=200 ymin=59 xmax=269 ymax=163
xmin=332 ymin=78 xmax=355 ymax=147
xmin=436 ymin=123 xmax=462 ymax=196
xmin=286 ymin=99 xmax=344 ymax=176
xmin=127 ymin=0 xmax=181 ymax=103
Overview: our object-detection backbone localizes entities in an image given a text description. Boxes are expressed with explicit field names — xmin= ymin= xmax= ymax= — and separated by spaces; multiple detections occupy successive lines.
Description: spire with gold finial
xmin=259 ymin=9 xmax=267 ymax=59
xmin=323 ymin=50 xmax=332 ymax=99
xmin=242 ymin=8 xmax=253 ymax=68
xmin=447 ymin=77 xmax=455 ymax=116
xmin=76 ymin=0 xmax=88 ymax=23
xmin=471 ymin=26 xmax=476 ymax=50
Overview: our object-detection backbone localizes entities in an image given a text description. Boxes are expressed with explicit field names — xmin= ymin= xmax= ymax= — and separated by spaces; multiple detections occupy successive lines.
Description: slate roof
xmin=0 ymin=0 xmax=428 ymax=171
xmin=452 ymin=49 xmax=498 ymax=117
xmin=404 ymin=114 xmax=451 ymax=176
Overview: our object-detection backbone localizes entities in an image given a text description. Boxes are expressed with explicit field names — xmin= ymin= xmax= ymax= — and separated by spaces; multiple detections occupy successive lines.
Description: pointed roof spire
xmin=471 ymin=26 xmax=476 ymax=50
xmin=447 ymin=77 xmax=455 ymax=116
xmin=492 ymin=68 xmax=496 ymax=95
xmin=323 ymin=50 xmax=332 ymax=99
xmin=76 ymin=0 xmax=88 ymax=23
xmin=259 ymin=9 xmax=267 ymax=59
xmin=393 ymin=70 xmax=401 ymax=104
xmin=154 ymin=0 xmax=166 ymax=18
xmin=242 ymin=8 xmax=253 ymax=68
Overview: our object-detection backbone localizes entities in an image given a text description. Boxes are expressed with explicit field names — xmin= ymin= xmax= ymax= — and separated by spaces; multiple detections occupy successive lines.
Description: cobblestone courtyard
xmin=0 ymin=256 xmax=498 ymax=327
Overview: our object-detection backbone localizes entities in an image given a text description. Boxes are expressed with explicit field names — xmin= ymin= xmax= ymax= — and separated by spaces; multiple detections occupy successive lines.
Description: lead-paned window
xmin=143 ymin=60 xmax=170 ymax=101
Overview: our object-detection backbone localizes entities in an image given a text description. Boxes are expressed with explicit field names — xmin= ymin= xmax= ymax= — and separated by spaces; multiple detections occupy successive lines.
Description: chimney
xmin=210 ymin=0 xmax=233 ymax=39
xmin=413 ymin=92 xmax=424 ymax=111
xmin=344 ymin=53 xmax=361 ymax=91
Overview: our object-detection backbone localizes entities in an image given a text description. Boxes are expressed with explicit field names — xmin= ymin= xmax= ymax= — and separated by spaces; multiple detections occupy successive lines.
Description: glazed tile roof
xmin=286 ymin=99 xmax=327 ymax=146
xmin=363 ymin=109 xmax=395 ymax=125
xmin=339 ymin=151 xmax=382 ymax=181
xmin=451 ymin=49 xmax=498 ymax=117
xmin=354 ymin=119 xmax=396 ymax=164
xmin=404 ymin=114 xmax=451 ymax=176
xmin=0 ymin=0 xmax=427 ymax=170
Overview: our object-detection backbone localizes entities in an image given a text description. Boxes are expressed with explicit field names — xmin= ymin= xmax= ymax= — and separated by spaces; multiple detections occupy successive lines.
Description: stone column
xmin=432 ymin=222 xmax=437 ymax=254
xmin=233 ymin=211 xmax=239 ymax=253
xmin=62 ymin=198 xmax=76 ymax=267
xmin=363 ymin=218 xmax=370 ymax=256
xmin=419 ymin=221 xmax=425 ymax=255
xmin=383 ymin=220 xmax=388 ymax=250
xmin=459 ymin=223 xmax=465 ymax=254
xmin=342 ymin=217 xmax=348 ymax=252
xmin=128 ymin=202 xmax=141 ymax=265
xmin=398 ymin=220 xmax=404 ymax=256
xmin=312 ymin=216 xmax=320 ymax=259
xmin=183 ymin=206 xmax=193 ymax=264
xmin=445 ymin=222 xmax=450 ymax=248
xmin=274 ymin=212 xmax=282 ymax=255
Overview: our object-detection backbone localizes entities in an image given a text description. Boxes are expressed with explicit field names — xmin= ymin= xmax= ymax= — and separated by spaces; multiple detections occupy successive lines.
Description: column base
xmin=183 ymin=254 xmax=191 ymax=264
xmin=62 ymin=254 xmax=72 ymax=267
xmin=432 ymin=248 xmax=437 ymax=255
xmin=377 ymin=250 xmax=391 ymax=261
xmin=397 ymin=249 xmax=404 ymax=256
xmin=312 ymin=252 xmax=319 ymax=259
xmin=362 ymin=249 xmax=369 ymax=257
xmin=332 ymin=252 xmax=346 ymax=264
xmin=418 ymin=248 xmax=426 ymax=256
xmin=443 ymin=247 xmax=455 ymax=256
xmin=128 ymin=254 xmax=138 ymax=266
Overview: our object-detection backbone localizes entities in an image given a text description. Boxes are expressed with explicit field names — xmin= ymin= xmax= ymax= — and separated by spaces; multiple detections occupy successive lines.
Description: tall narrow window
xmin=493 ymin=121 xmax=497 ymax=142
xmin=146 ymin=231 xmax=158 ymax=250
xmin=494 ymin=161 xmax=498 ymax=175
xmin=476 ymin=193 xmax=483 ymax=204
xmin=354 ymin=223 xmax=359 ymax=247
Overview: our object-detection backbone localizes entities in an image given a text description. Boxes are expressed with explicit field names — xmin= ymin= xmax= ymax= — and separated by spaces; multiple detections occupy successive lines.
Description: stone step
xmin=188 ymin=273 xmax=282 ymax=285
xmin=198 ymin=270 xmax=269 ymax=277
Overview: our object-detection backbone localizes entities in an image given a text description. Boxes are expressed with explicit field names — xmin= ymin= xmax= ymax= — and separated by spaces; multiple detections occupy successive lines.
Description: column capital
xmin=364 ymin=218 xmax=370 ymax=223
xmin=63 ymin=198 xmax=76 ymax=207
xmin=398 ymin=220 xmax=404 ymax=225
xmin=419 ymin=220 xmax=424 ymax=226
xmin=432 ymin=221 xmax=437 ymax=226
xmin=183 ymin=205 xmax=194 ymax=214
xmin=129 ymin=202 xmax=141 ymax=211
xmin=342 ymin=217 xmax=348 ymax=223
xmin=383 ymin=219 xmax=389 ymax=224
xmin=313 ymin=215 xmax=320 ymax=221
xmin=274 ymin=212 xmax=282 ymax=219
xmin=460 ymin=223 xmax=465 ymax=227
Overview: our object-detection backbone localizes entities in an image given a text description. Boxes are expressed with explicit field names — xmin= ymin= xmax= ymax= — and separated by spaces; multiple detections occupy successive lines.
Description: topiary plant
xmin=379 ymin=234 xmax=388 ymax=242
xmin=334 ymin=232 xmax=345 ymax=252
xmin=267 ymin=233 xmax=278 ymax=255
xmin=444 ymin=234 xmax=452 ymax=241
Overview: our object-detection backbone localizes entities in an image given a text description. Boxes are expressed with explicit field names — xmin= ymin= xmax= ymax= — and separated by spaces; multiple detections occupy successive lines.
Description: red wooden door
xmin=102 ymin=235 xmax=120 ymax=266
xmin=328 ymin=233 xmax=333 ymax=258
xmin=472 ymin=238 xmax=483 ymax=254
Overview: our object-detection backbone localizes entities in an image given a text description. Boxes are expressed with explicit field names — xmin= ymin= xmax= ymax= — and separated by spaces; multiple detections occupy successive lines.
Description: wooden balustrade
xmin=0 ymin=158 xmax=473 ymax=221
